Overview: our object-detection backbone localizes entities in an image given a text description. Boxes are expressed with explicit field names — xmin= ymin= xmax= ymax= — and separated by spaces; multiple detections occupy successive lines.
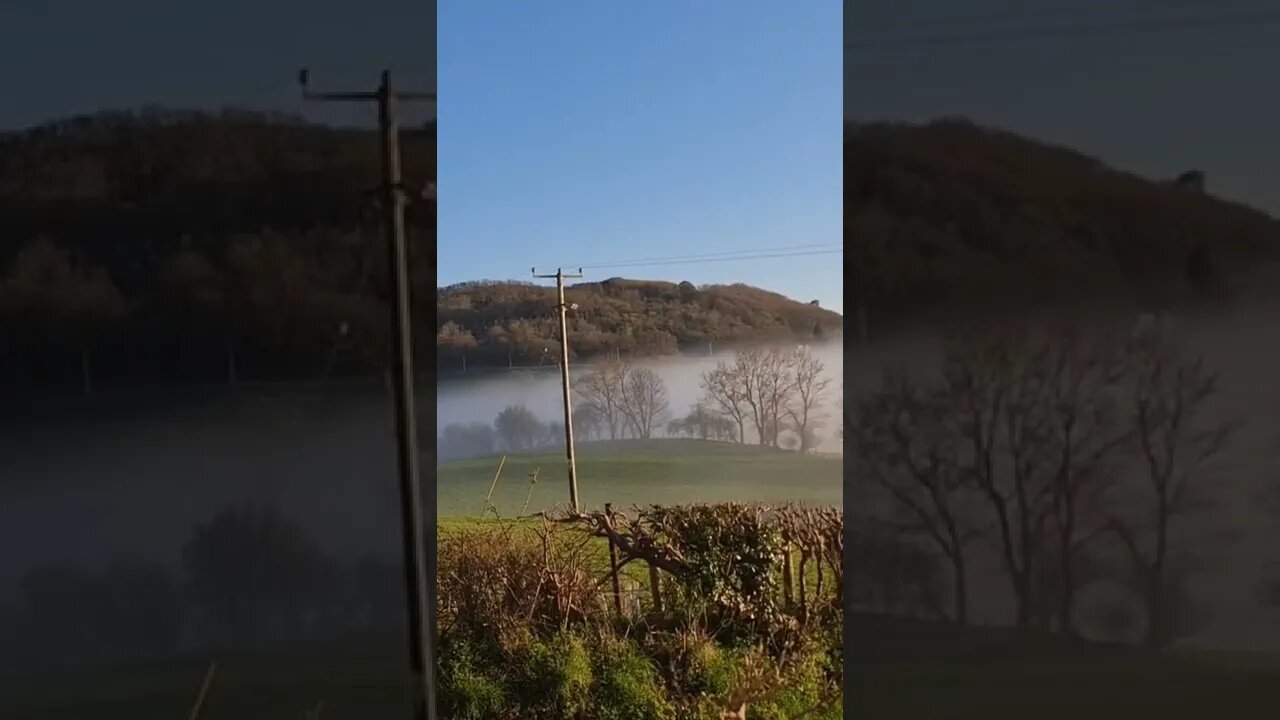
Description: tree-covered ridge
xmin=0 ymin=109 xmax=434 ymax=389
xmin=847 ymin=118 xmax=1280 ymax=318
xmin=435 ymin=278 xmax=844 ymax=370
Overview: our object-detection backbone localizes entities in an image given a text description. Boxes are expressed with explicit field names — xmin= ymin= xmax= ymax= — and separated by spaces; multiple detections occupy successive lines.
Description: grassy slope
xmin=849 ymin=614 xmax=1280 ymax=719
xmin=437 ymin=438 xmax=842 ymax=518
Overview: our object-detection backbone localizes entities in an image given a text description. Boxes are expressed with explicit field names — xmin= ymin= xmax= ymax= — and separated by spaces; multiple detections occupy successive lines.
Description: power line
xmin=850 ymin=0 xmax=1259 ymax=32
xmin=846 ymin=7 xmax=1280 ymax=50
xmin=572 ymin=248 xmax=842 ymax=271
xmin=572 ymin=243 xmax=843 ymax=270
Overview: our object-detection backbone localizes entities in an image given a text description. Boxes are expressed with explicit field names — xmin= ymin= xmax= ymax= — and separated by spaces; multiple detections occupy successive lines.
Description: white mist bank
xmin=437 ymin=340 xmax=846 ymax=454
xmin=846 ymin=304 xmax=1280 ymax=651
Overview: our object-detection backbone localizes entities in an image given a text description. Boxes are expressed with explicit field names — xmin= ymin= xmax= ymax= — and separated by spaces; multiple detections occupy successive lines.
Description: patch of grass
xmin=848 ymin=613 xmax=1280 ymax=719
xmin=0 ymin=649 xmax=413 ymax=719
xmin=437 ymin=438 xmax=841 ymax=518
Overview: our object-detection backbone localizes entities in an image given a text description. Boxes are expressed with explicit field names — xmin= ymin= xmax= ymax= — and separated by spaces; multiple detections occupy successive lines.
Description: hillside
xmin=0 ymin=109 xmax=434 ymax=388
xmin=847 ymin=118 xmax=1280 ymax=324
xmin=436 ymin=278 xmax=844 ymax=369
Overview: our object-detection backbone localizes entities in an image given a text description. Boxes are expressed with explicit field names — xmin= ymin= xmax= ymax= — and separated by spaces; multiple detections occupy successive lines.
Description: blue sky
xmin=0 ymin=0 xmax=434 ymax=129
xmin=848 ymin=0 xmax=1280 ymax=215
xmin=437 ymin=1 xmax=844 ymax=312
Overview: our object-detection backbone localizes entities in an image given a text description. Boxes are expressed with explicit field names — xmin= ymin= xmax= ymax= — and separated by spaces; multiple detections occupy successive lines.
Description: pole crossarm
xmin=298 ymin=68 xmax=435 ymax=103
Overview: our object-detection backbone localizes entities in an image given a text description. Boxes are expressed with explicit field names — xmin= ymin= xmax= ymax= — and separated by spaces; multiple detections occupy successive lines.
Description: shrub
xmin=512 ymin=631 xmax=593 ymax=718
xmin=751 ymin=640 xmax=842 ymax=720
xmin=592 ymin=637 xmax=675 ymax=720
xmin=439 ymin=633 xmax=507 ymax=720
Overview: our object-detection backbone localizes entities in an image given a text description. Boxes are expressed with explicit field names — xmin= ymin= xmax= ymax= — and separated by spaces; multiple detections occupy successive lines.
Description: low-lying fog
xmin=437 ymin=340 xmax=846 ymax=455
xmin=847 ymin=304 xmax=1280 ymax=653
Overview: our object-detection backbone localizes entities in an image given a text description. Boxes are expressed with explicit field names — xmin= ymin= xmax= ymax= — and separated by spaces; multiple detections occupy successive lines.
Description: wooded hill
xmin=847 ymin=118 xmax=1280 ymax=325
xmin=0 ymin=109 xmax=434 ymax=389
xmin=436 ymin=279 xmax=844 ymax=371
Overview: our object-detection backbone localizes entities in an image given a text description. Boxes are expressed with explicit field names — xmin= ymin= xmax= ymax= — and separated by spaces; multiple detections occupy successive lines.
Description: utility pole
xmin=300 ymin=68 xmax=436 ymax=720
xmin=534 ymin=267 xmax=584 ymax=512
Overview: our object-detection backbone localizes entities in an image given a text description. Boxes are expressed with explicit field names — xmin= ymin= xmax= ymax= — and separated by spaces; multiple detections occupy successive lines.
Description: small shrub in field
xmin=439 ymin=634 xmax=506 ymax=720
xmin=751 ymin=640 xmax=841 ymax=720
xmin=666 ymin=628 xmax=739 ymax=698
xmin=647 ymin=504 xmax=787 ymax=626
xmin=438 ymin=521 xmax=607 ymax=636
xmin=592 ymin=636 xmax=675 ymax=720
xmin=512 ymin=631 xmax=593 ymax=717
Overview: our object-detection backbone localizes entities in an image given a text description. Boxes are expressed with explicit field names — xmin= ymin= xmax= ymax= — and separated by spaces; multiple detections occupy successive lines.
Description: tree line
xmin=0 ymin=109 xmax=434 ymax=392
xmin=573 ymin=346 xmax=837 ymax=453
xmin=436 ymin=278 xmax=842 ymax=371
xmin=849 ymin=314 xmax=1237 ymax=648
xmin=438 ymin=345 xmax=837 ymax=461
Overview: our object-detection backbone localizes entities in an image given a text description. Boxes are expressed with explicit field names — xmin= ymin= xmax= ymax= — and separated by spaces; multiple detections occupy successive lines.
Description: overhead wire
xmin=560 ymin=244 xmax=842 ymax=273
xmin=846 ymin=4 xmax=1280 ymax=50
xmin=850 ymin=0 xmax=1251 ymax=32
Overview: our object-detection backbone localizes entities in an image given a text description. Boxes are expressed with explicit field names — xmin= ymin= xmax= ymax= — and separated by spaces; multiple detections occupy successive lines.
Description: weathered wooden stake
xmin=605 ymin=503 xmax=624 ymax=617
xmin=781 ymin=546 xmax=794 ymax=609
xmin=648 ymin=562 xmax=664 ymax=614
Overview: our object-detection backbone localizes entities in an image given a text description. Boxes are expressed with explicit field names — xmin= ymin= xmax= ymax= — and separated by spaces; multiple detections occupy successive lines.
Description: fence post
xmin=605 ymin=503 xmax=624 ymax=617
xmin=797 ymin=551 xmax=809 ymax=625
xmin=782 ymin=545 xmax=794 ymax=609
xmin=648 ymin=562 xmax=664 ymax=614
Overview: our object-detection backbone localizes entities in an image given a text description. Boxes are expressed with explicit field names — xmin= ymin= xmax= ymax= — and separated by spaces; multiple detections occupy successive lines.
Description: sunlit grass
xmin=436 ymin=438 xmax=842 ymax=518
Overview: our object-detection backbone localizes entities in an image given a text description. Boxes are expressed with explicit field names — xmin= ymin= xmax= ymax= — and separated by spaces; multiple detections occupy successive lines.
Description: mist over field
xmin=0 ymin=339 xmax=844 ymax=665
xmin=847 ymin=302 xmax=1280 ymax=653
xmin=437 ymin=339 xmax=846 ymax=455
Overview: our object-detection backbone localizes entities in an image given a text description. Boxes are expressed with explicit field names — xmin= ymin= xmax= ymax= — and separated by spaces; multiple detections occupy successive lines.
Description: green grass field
xmin=437 ymin=438 xmax=842 ymax=518
xmin=848 ymin=614 xmax=1280 ymax=719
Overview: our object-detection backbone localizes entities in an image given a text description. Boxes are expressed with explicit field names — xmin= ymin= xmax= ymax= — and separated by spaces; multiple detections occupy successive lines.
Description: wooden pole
xmin=606 ymin=503 xmax=624 ymax=617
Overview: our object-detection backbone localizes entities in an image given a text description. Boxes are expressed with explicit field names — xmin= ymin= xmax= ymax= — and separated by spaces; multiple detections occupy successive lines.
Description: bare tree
xmin=786 ymin=346 xmax=832 ymax=452
xmin=700 ymin=362 xmax=748 ymax=443
xmin=619 ymin=366 xmax=669 ymax=439
xmin=1034 ymin=322 xmax=1131 ymax=635
xmin=733 ymin=348 xmax=770 ymax=445
xmin=758 ymin=348 xmax=796 ymax=447
xmin=1112 ymin=318 xmax=1232 ymax=648
xmin=572 ymin=403 xmax=604 ymax=442
xmin=939 ymin=326 xmax=1055 ymax=628
xmin=578 ymin=360 xmax=628 ymax=439
xmin=853 ymin=373 xmax=976 ymax=624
